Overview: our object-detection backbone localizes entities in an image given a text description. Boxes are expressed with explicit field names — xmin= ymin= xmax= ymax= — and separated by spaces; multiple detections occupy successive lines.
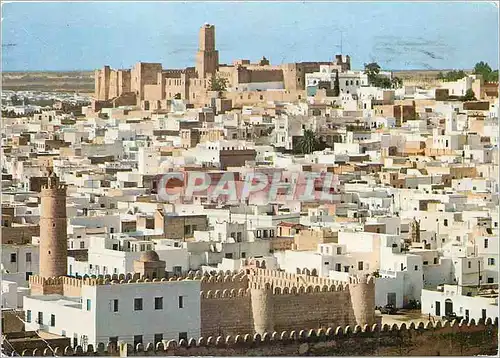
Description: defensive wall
xmin=30 ymin=269 xmax=375 ymax=338
xmin=14 ymin=319 xmax=499 ymax=356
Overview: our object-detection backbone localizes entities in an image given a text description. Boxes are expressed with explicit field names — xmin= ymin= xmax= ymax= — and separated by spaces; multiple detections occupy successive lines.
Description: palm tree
xmin=297 ymin=129 xmax=319 ymax=154
xmin=392 ymin=77 xmax=403 ymax=89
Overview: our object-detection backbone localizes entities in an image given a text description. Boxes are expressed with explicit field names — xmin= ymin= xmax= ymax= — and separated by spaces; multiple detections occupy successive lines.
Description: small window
xmin=488 ymin=258 xmax=495 ymax=266
xmin=414 ymin=265 xmax=418 ymax=271
xmin=335 ymin=263 xmax=341 ymax=272
xmin=178 ymin=296 xmax=184 ymax=309
xmin=358 ymin=261 xmax=364 ymax=271
xmin=225 ymin=253 xmax=233 ymax=259
xmin=112 ymin=299 xmax=119 ymax=312
xmin=80 ymin=242 xmax=85 ymax=249
xmin=26 ymin=253 xmax=31 ymax=262
xmin=468 ymin=261 xmax=472 ymax=269
xmin=86 ymin=299 xmax=91 ymax=311
xmin=336 ymin=247 xmax=342 ymax=255
xmin=27 ymin=310 xmax=31 ymax=323
xmin=10 ymin=253 xmax=16 ymax=263
xmin=484 ymin=239 xmax=489 ymax=248
xmin=38 ymin=312 xmax=43 ymax=324
xmin=423 ymin=261 xmax=428 ymax=265
xmin=134 ymin=298 xmax=143 ymax=311
xmin=50 ymin=314 xmax=55 ymax=327
xmin=487 ymin=277 xmax=494 ymax=283
xmin=155 ymin=297 xmax=163 ymax=310
xmin=241 ymin=252 xmax=246 ymax=258
xmin=443 ymin=219 xmax=448 ymax=227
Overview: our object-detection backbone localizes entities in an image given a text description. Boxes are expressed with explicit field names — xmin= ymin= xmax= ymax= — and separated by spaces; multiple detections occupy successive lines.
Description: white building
xmin=23 ymin=279 xmax=201 ymax=348
xmin=421 ymin=284 xmax=498 ymax=321
xmin=1 ymin=244 xmax=39 ymax=281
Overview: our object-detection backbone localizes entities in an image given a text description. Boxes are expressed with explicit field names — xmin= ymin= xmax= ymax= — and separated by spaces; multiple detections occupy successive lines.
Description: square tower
xmin=196 ymin=24 xmax=219 ymax=78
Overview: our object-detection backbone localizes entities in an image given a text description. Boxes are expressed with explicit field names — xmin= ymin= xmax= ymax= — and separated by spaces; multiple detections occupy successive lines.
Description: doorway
xmin=387 ymin=292 xmax=397 ymax=306
xmin=445 ymin=299 xmax=453 ymax=315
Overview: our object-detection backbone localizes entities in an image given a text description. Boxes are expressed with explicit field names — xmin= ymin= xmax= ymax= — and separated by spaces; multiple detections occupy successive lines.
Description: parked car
xmin=406 ymin=299 xmax=421 ymax=309
xmin=442 ymin=312 xmax=464 ymax=322
xmin=379 ymin=304 xmax=398 ymax=315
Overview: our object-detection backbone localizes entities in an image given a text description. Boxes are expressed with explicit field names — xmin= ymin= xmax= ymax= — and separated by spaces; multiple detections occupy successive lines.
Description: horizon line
xmin=2 ymin=68 xmax=476 ymax=73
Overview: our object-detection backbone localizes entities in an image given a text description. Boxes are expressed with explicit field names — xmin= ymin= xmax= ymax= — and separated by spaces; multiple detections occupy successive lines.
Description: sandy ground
xmin=380 ymin=309 xmax=443 ymax=326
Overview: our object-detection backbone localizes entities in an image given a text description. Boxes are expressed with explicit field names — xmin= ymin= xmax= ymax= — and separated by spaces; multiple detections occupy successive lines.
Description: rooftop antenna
xmin=340 ymin=30 xmax=343 ymax=54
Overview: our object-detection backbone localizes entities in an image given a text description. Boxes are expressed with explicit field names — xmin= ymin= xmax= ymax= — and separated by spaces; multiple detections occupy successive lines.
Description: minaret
xmin=39 ymin=171 xmax=68 ymax=278
xmin=195 ymin=24 xmax=219 ymax=78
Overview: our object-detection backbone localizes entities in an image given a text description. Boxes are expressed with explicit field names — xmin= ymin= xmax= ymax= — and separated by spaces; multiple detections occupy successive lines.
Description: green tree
xmin=462 ymin=89 xmax=477 ymax=101
xmin=208 ymin=74 xmax=228 ymax=92
xmin=297 ymin=129 xmax=319 ymax=154
xmin=437 ymin=72 xmax=445 ymax=80
xmin=489 ymin=70 xmax=499 ymax=82
xmin=474 ymin=61 xmax=492 ymax=78
xmin=444 ymin=70 xmax=466 ymax=82
xmin=474 ymin=61 xmax=498 ymax=82
xmin=391 ymin=76 xmax=403 ymax=89
xmin=364 ymin=62 xmax=381 ymax=84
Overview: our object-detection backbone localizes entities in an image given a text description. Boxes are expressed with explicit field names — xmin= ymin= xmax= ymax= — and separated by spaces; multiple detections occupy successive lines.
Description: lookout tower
xmin=39 ymin=171 xmax=68 ymax=278
xmin=196 ymin=23 xmax=219 ymax=78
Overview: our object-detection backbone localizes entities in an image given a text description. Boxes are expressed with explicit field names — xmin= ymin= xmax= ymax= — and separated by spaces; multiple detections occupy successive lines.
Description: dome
xmin=139 ymin=250 xmax=160 ymax=262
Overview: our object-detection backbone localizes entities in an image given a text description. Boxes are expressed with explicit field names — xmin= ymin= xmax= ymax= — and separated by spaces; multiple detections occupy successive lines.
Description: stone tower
xmin=39 ymin=172 xmax=68 ymax=278
xmin=196 ymin=24 xmax=219 ymax=78
xmin=348 ymin=275 xmax=376 ymax=327
xmin=250 ymin=283 xmax=274 ymax=335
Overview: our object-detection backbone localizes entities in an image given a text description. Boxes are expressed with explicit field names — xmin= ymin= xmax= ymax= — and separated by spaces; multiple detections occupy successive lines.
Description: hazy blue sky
xmin=2 ymin=1 xmax=499 ymax=71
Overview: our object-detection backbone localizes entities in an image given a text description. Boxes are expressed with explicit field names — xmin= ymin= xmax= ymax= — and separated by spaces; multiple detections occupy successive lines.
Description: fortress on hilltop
xmin=93 ymin=24 xmax=350 ymax=110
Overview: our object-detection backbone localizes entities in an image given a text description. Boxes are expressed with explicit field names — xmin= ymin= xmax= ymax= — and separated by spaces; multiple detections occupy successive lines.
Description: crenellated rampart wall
xmin=15 ymin=319 xmax=498 ymax=356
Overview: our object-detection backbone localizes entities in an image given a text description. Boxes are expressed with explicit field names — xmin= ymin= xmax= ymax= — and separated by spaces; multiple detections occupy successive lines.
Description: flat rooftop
xmin=27 ymin=294 xmax=82 ymax=309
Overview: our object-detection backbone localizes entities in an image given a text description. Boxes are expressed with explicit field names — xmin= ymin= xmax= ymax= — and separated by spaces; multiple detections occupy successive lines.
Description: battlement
xmin=40 ymin=185 xmax=66 ymax=194
xmin=248 ymin=268 xmax=348 ymax=288
xmin=15 ymin=318 xmax=498 ymax=357
xmin=29 ymin=271 xmax=372 ymax=291
xmin=200 ymin=288 xmax=250 ymax=299
xmin=349 ymin=275 xmax=375 ymax=285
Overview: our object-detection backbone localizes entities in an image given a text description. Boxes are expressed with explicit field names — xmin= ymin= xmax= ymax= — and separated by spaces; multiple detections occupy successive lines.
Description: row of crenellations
xmin=199 ymin=284 xmax=350 ymax=299
xmin=15 ymin=318 xmax=498 ymax=356
xmin=29 ymin=270 xmax=373 ymax=288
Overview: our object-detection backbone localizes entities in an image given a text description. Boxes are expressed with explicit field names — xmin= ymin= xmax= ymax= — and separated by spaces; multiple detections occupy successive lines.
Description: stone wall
xmin=19 ymin=319 xmax=498 ymax=356
xmin=271 ymin=285 xmax=356 ymax=332
xmin=1 ymin=309 xmax=25 ymax=334
xmin=200 ymin=289 xmax=254 ymax=337
xmin=236 ymin=67 xmax=284 ymax=84
xmin=1 ymin=225 xmax=39 ymax=244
